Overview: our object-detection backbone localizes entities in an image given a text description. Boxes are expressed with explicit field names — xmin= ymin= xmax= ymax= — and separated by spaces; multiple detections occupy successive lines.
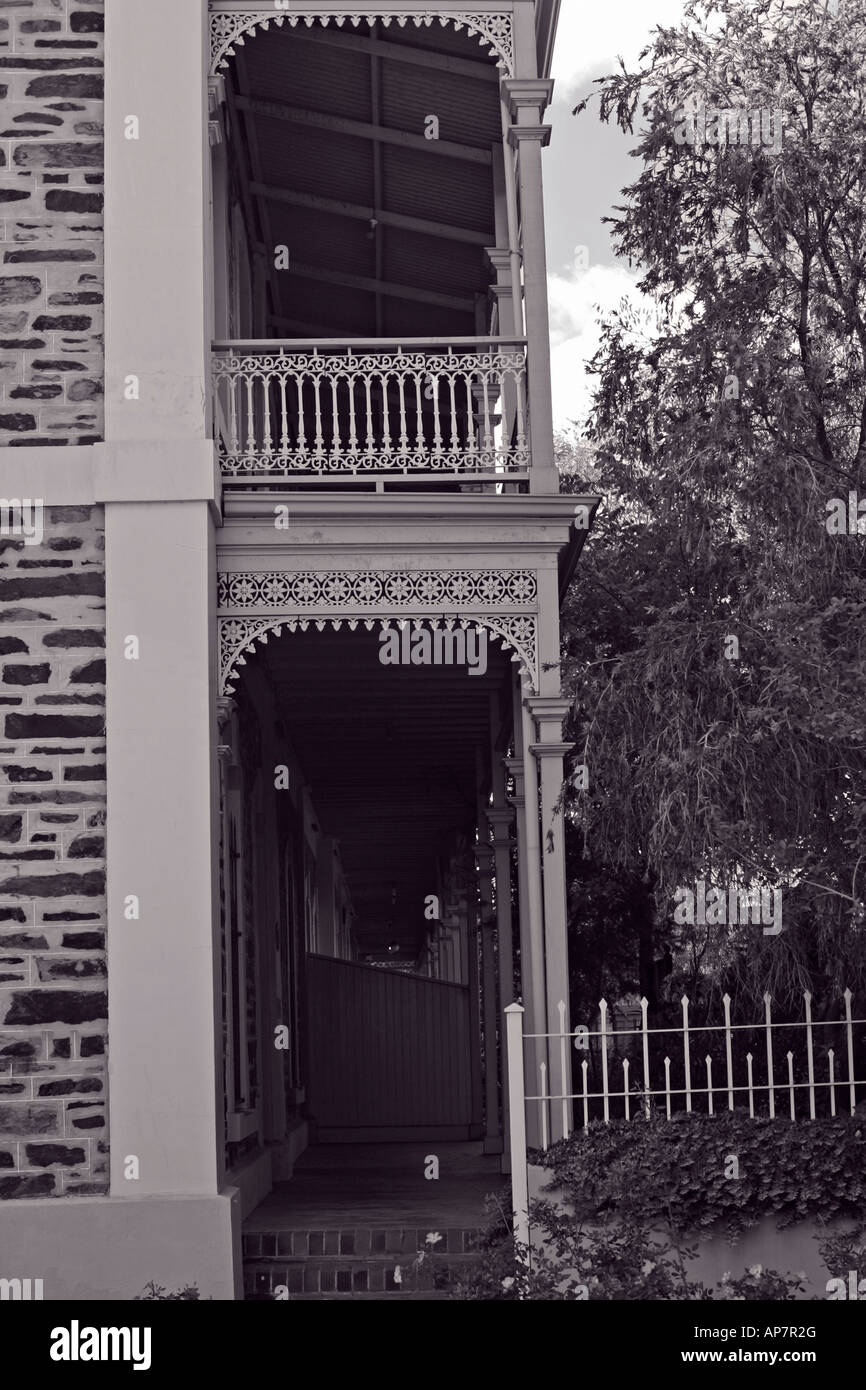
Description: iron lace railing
xmin=212 ymin=336 xmax=530 ymax=482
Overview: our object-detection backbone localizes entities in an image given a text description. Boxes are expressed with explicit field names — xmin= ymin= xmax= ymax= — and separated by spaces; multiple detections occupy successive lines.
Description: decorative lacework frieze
xmin=217 ymin=568 xmax=537 ymax=610
xmin=208 ymin=8 xmax=515 ymax=76
xmin=219 ymin=613 xmax=538 ymax=694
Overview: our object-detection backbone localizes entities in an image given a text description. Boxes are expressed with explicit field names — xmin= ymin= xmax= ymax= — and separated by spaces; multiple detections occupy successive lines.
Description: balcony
xmin=212 ymin=336 xmax=530 ymax=488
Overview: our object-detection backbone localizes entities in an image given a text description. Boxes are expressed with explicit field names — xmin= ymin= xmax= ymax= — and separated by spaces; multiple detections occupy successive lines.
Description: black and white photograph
xmin=0 ymin=0 xmax=863 ymax=1364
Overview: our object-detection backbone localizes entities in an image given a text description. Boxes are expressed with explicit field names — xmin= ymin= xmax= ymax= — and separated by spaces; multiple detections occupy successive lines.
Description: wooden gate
xmin=305 ymin=954 xmax=478 ymax=1141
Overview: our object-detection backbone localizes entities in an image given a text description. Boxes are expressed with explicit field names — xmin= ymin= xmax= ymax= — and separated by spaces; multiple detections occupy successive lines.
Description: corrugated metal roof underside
xmin=231 ymin=19 xmax=503 ymax=340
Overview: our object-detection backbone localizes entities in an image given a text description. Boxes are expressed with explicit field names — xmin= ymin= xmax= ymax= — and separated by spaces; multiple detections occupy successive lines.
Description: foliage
xmin=134 ymin=1281 xmax=203 ymax=1300
xmin=449 ymin=1193 xmax=802 ymax=1300
xmin=716 ymin=1266 xmax=806 ymax=1299
xmin=817 ymin=1223 xmax=866 ymax=1280
xmin=536 ymin=1113 xmax=866 ymax=1236
xmin=562 ymin=0 xmax=866 ymax=1015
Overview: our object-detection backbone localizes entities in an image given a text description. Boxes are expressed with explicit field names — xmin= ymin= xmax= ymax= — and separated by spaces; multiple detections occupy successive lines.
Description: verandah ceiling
xmin=227 ymin=17 xmax=502 ymax=340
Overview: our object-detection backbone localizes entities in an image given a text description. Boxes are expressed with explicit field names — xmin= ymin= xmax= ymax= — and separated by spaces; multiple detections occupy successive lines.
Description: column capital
xmin=208 ymin=74 xmax=226 ymax=110
xmin=487 ymin=807 xmax=515 ymax=836
xmin=216 ymin=694 xmax=235 ymax=722
xmin=502 ymin=77 xmax=555 ymax=122
xmin=525 ymin=695 xmax=572 ymax=725
xmin=507 ymin=124 xmax=552 ymax=151
xmin=529 ymin=741 xmax=574 ymax=760
xmin=485 ymin=246 xmax=514 ymax=281
xmin=503 ymin=755 xmax=525 ymax=788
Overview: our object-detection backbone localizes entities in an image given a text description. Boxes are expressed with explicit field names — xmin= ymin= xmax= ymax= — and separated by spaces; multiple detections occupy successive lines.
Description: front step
xmin=243 ymin=1226 xmax=482 ymax=1300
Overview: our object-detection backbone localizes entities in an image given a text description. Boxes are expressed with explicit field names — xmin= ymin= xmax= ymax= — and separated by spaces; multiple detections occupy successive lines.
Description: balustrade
xmin=212 ymin=338 xmax=530 ymax=482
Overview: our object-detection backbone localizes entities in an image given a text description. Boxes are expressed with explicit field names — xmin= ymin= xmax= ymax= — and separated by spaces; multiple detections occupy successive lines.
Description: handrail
xmin=213 ymin=336 xmax=528 ymax=352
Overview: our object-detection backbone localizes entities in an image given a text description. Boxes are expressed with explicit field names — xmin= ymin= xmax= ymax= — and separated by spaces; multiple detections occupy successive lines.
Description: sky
xmin=544 ymin=0 xmax=691 ymax=434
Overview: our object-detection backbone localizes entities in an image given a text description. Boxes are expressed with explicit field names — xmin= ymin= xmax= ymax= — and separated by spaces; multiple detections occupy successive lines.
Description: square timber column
xmin=503 ymin=78 xmax=557 ymax=495
xmin=98 ymin=0 xmax=236 ymax=1291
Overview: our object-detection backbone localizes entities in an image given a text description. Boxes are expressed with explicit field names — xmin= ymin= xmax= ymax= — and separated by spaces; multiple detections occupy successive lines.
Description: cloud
xmin=548 ymin=261 xmax=645 ymax=433
xmin=551 ymin=0 xmax=690 ymax=96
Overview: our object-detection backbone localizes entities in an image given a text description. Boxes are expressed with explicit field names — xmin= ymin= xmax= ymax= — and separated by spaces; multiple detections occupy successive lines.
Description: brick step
xmin=243 ymin=1227 xmax=482 ymax=1259
xmin=243 ymin=1253 xmax=478 ymax=1298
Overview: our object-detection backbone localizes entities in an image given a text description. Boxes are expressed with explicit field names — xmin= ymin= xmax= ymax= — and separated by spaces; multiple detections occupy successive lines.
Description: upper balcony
xmin=208 ymin=10 xmax=556 ymax=494
xmin=213 ymin=334 xmax=529 ymax=489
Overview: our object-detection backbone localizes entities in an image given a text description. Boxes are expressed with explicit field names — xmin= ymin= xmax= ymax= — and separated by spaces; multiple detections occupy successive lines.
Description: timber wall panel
xmin=306 ymin=954 xmax=473 ymax=1136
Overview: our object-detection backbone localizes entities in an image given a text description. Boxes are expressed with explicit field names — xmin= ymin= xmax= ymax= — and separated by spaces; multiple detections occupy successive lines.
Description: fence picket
xmin=746 ymin=1052 xmax=754 ymax=1117
xmin=845 ymin=988 xmax=856 ymax=1115
xmin=787 ymin=1051 xmax=796 ymax=1121
xmin=765 ymin=993 xmax=775 ymax=1119
xmin=664 ymin=1056 xmax=671 ymax=1119
xmin=641 ymin=995 xmax=651 ymax=1120
xmin=805 ymin=992 xmax=816 ymax=1120
xmin=682 ymin=994 xmax=692 ymax=1114
xmin=828 ymin=1049 xmax=836 ymax=1117
xmin=623 ymin=1058 xmax=630 ymax=1120
xmin=723 ymin=992 xmax=734 ymax=1111
xmin=558 ymin=999 xmax=569 ymax=1140
xmin=706 ymin=1055 xmax=714 ymax=1115
xmin=599 ymin=998 xmax=610 ymax=1124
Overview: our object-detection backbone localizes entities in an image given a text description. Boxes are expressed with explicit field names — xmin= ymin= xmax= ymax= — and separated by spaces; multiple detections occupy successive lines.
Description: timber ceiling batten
xmin=208 ymin=9 xmax=515 ymax=77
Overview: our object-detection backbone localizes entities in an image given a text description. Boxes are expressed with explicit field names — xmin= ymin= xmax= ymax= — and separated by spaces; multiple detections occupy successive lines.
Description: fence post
xmin=505 ymin=1004 xmax=530 ymax=1253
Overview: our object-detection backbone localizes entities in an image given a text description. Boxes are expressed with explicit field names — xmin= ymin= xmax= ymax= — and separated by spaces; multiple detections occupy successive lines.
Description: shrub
xmin=535 ymin=1112 xmax=866 ymax=1236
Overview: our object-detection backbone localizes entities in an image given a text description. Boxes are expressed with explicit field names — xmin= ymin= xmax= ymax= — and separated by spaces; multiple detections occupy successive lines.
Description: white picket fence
xmin=505 ymin=991 xmax=865 ymax=1248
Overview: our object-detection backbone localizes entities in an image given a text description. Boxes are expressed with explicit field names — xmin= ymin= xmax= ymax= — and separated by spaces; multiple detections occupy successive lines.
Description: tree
xmin=563 ymin=0 xmax=866 ymax=1017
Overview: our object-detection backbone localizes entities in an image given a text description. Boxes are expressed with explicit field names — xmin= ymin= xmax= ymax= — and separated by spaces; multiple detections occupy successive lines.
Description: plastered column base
xmin=0 ymin=1188 xmax=241 ymax=1301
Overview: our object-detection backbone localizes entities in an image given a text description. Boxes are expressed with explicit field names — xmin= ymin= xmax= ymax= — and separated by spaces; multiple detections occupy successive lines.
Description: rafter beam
xmin=250 ymin=182 xmax=491 ymax=247
xmin=276 ymin=261 xmax=476 ymax=313
xmin=281 ymin=22 xmax=500 ymax=82
xmin=234 ymin=95 xmax=492 ymax=165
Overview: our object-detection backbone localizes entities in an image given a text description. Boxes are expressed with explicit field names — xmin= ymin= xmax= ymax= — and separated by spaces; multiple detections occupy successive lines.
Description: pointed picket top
xmin=722 ymin=992 xmax=731 ymax=1005
xmin=681 ymin=993 xmax=690 ymax=1006
xmin=804 ymin=990 xmax=812 ymax=1003
xmin=844 ymin=987 xmax=853 ymax=1003
xmin=828 ymin=1047 xmax=835 ymax=1059
xmin=558 ymin=1000 xmax=567 ymax=1029
xmin=706 ymin=1053 xmax=713 ymax=1064
xmin=746 ymin=1052 xmax=753 ymax=1062
xmin=640 ymin=996 xmax=649 ymax=1015
xmin=764 ymin=992 xmax=772 ymax=1004
xmin=787 ymin=1050 xmax=794 ymax=1060
xmin=599 ymin=998 xmax=608 ymax=1012
xmin=664 ymin=1055 xmax=671 ymax=1066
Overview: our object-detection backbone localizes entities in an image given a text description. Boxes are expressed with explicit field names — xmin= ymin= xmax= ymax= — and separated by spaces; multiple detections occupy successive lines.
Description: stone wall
xmin=0 ymin=502 xmax=106 ymax=1197
xmin=0 ymin=2 xmax=106 ymax=1199
xmin=0 ymin=1 xmax=104 ymax=448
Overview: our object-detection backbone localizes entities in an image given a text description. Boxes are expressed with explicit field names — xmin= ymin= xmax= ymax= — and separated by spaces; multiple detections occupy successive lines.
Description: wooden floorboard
xmin=244 ymin=1141 xmax=504 ymax=1231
